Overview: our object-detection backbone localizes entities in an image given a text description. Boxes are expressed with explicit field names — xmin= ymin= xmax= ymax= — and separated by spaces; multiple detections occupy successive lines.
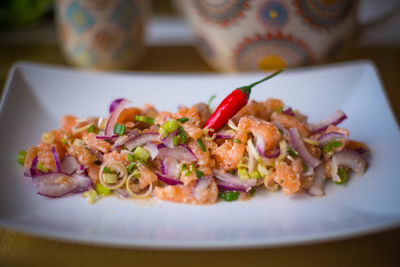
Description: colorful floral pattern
xmin=259 ymin=1 xmax=289 ymax=28
xmin=193 ymin=0 xmax=251 ymax=26
xmin=110 ymin=0 xmax=140 ymax=30
xmin=294 ymin=0 xmax=354 ymax=30
xmin=234 ymin=32 xmax=313 ymax=71
xmin=65 ymin=1 xmax=94 ymax=34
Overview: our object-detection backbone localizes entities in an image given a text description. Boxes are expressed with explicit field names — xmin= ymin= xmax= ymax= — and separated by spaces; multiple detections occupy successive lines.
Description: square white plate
xmin=1 ymin=61 xmax=399 ymax=249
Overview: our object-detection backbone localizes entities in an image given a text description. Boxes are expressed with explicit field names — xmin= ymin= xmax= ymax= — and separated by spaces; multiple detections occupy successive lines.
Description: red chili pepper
xmin=204 ymin=69 xmax=284 ymax=133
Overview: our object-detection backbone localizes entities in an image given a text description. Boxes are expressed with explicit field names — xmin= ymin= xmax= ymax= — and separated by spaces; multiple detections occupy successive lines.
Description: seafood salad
xmin=17 ymin=72 xmax=369 ymax=204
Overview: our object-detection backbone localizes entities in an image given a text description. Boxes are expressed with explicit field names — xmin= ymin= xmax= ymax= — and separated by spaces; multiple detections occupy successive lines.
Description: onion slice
xmin=318 ymin=132 xmax=348 ymax=147
xmin=157 ymin=144 xmax=196 ymax=162
xmin=192 ymin=176 xmax=212 ymax=200
xmin=28 ymin=156 xmax=40 ymax=177
xmin=105 ymin=99 xmax=131 ymax=137
xmin=109 ymin=98 xmax=124 ymax=113
xmin=216 ymin=179 xmax=250 ymax=192
xmin=213 ymin=169 xmax=257 ymax=188
xmin=288 ymin=128 xmax=321 ymax=168
xmin=60 ymin=155 xmax=81 ymax=174
xmin=51 ymin=146 xmax=62 ymax=172
xmin=307 ymin=164 xmax=326 ymax=196
xmin=124 ymin=132 xmax=159 ymax=151
xmin=309 ymin=110 xmax=347 ymax=134
xmin=144 ymin=142 xmax=159 ymax=160
xmin=156 ymin=173 xmax=183 ymax=185
xmin=331 ymin=149 xmax=367 ymax=182
xmin=160 ymin=157 xmax=179 ymax=178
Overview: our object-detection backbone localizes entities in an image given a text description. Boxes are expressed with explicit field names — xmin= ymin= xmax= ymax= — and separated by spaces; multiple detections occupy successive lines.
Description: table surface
xmin=1 ymin=34 xmax=400 ymax=267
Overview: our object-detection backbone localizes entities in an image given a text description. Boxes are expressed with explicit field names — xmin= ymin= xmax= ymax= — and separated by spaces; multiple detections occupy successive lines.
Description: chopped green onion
xmin=133 ymin=146 xmax=150 ymax=163
xmin=218 ymin=191 xmax=240 ymax=201
xmin=233 ymin=138 xmax=241 ymax=144
xmin=278 ymin=128 xmax=284 ymax=136
xmin=303 ymin=163 xmax=309 ymax=172
xmin=95 ymin=183 xmax=112 ymax=195
xmin=208 ymin=95 xmax=216 ymax=108
xmin=163 ymin=119 xmax=179 ymax=133
xmin=114 ymin=123 xmax=126 ymax=136
xmin=185 ymin=164 xmax=194 ymax=176
xmin=103 ymin=173 xmax=117 ymax=184
xmin=37 ymin=162 xmax=48 ymax=172
xmin=177 ymin=117 xmax=189 ymax=123
xmin=173 ymin=136 xmax=180 ymax=146
xmin=275 ymin=107 xmax=283 ymax=114
xmin=17 ymin=150 xmax=27 ymax=166
xmin=127 ymin=154 xmax=134 ymax=162
xmin=249 ymin=170 xmax=261 ymax=179
xmin=82 ymin=189 xmax=98 ymax=204
xmin=88 ymin=124 xmax=95 ymax=133
xmin=135 ymin=115 xmax=155 ymax=124
xmin=196 ymin=138 xmax=206 ymax=152
xmin=61 ymin=138 xmax=68 ymax=145
xmin=103 ymin=166 xmax=113 ymax=173
xmin=127 ymin=162 xmax=137 ymax=174
xmin=195 ymin=169 xmax=204 ymax=178
xmin=249 ymin=188 xmax=256 ymax=197
xmin=335 ymin=166 xmax=348 ymax=185
xmin=238 ymin=167 xmax=249 ymax=179
xmin=323 ymin=141 xmax=342 ymax=153
xmin=287 ymin=147 xmax=298 ymax=157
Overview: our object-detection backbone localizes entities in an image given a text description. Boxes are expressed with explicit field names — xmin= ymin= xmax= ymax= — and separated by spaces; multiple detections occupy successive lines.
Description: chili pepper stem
xmin=238 ymin=69 xmax=285 ymax=98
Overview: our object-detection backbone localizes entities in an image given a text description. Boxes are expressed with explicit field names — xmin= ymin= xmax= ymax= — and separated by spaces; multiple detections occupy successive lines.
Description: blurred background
xmin=0 ymin=0 xmax=400 ymax=266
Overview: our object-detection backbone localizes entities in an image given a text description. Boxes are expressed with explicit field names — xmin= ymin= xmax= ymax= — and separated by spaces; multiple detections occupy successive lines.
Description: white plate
xmin=1 ymin=61 xmax=399 ymax=249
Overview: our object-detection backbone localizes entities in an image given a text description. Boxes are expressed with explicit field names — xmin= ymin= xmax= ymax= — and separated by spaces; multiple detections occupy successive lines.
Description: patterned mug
xmin=175 ymin=0 xmax=391 ymax=72
xmin=55 ymin=0 xmax=150 ymax=69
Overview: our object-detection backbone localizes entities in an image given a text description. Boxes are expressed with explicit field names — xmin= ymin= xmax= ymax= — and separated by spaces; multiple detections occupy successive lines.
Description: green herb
xmin=103 ymin=167 xmax=113 ymax=173
xmin=249 ymin=188 xmax=256 ymax=197
xmin=17 ymin=150 xmax=27 ymax=166
xmin=218 ymin=191 xmax=240 ymax=202
xmin=95 ymin=183 xmax=111 ymax=195
xmin=185 ymin=164 xmax=194 ymax=176
xmin=37 ymin=162 xmax=48 ymax=172
xmin=275 ymin=107 xmax=283 ymax=114
xmin=303 ymin=163 xmax=309 ymax=172
xmin=249 ymin=170 xmax=261 ymax=179
xmin=208 ymin=95 xmax=216 ymax=108
xmin=195 ymin=169 xmax=204 ymax=178
xmin=323 ymin=141 xmax=342 ymax=153
xmin=287 ymin=147 xmax=298 ymax=156
xmin=114 ymin=123 xmax=126 ymax=136
xmin=133 ymin=147 xmax=150 ymax=164
xmin=61 ymin=138 xmax=68 ymax=145
xmin=135 ymin=115 xmax=155 ymax=124
xmin=335 ymin=166 xmax=348 ymax=185
xmin=177 ymin=117 xmax=189 ymax=123
xmin=127 ymin=162 xmax=137 ymax=174
xmin=233 ymin=138 xmax=241 ymax=144
xmin=88 ymin=124 xmax=95 ymax=133
xmin=278 ymin=128 xmax=284 ymax=136
xmin=159 ymin=119 xmax=179 ymax=137
xmin=127 ymin=154 xmax=134 ymax=162
xmin=173 ymin=136 xmax=180 ymax=146
xmin=196 ymin=138 xmax=206 ymax=152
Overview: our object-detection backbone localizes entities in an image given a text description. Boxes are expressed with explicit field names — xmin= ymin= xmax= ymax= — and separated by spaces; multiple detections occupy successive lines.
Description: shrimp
xmin=233 ymin=98 xmax=284 ymax=122
xmin=187 ymin=139 xmax=216 ymax=167
xmin=238 ymin=116 xmax=282 ymax=151
xmin=154 ymin=111 xmax=173 ymax=125
xmin=213 ymin=128 xmax=247 ymax=170
xmin=271 ymin=112 xmax=310 ymax=137
xmin=103 ymin=151 xmax=129 ymax=165
xmin=24 ymin=147 xmax=38 ymax=168
xmin=87 ymin=165 xmax=100 ymax=183
xmin=67 ymin=145 xmax=96 ymax=166
xmin=37 ymin=142 xmax=66 ymax=170
xmin=137 ymin=164 xmax=157 ymax=189
xmin=60 ymin=115 xmax=77 ymax=134
xmin=173 ymin=106 xmax=203 ymax=139
xmin=270 ymin=158 xmax=303 ymax=195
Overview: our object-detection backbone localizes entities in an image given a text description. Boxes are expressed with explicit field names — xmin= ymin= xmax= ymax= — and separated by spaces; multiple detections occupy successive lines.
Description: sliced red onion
xmin=213 ymin=169 xmax=257 ymax=188
xmin=111 ymin=129 xmax=140 ymax=150
xmin=283 ymin=107 xmax=295 ymax=116
xmin=33 ymin=172 xmax=89 ymax=197
xmin=96 ymin=134 xmax=118 ymax=140
xmin=144 ymin=142 xmax=158 ymax=160
xmin=87 ymin=147 xmax=104 ymax=162
xmin=215 ymin=130 xmax=235 ymax=140
xmin=28 ymin=156 xmax=39 ymax=177
xmin=160 ymin=157 xmax=179 ymax=178
xmin=264 ymin=147 xmax=280 ymax=159
xmin=155 ymin=173 xmax=183 ymax=185
xmin=216 ymin=179 xmax=250 ymax=192
xmin=273 ymin=122 xmax=290 ymax=137
xmin=162 ymin=130 xmax=180 ymax=148
xmin=157 ymin=144 xmax=196 ymax=162
xmin=307 ymin=164 xmax=326 ymax=196
xmin=109 ymin=98 xmax=125 ymax=113
xmin=192 ymin=176 xmax=211 ymax=200
xmin=23 ymin=168 xmax=32 ymax=177
xmin=60 ymin=155 xmax=81 ymax=174
xmin=51 ymin=146 xmax=62 ymax=172
xmin=331 ymin=149 xmax=367 ymax=182
xmin=253 ymin=133 xmax=265 ymax=155
xmin=289 ymin=128 xmax=321 ymax=168
xmin=318 ymin=132 xmax=348 ymax=147
xmin=124 ymin=132 xmax=159 ymax=151
xmin=309 ymin=110 xmax=347 ymax=134
xmin=105 ymin=99 xmax=131 ymax=137
xmin=157 ymin=143 xmax=166 ymax=150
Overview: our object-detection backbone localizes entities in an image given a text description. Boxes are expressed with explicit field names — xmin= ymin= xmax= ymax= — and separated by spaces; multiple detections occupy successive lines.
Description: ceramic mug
xmin=175 ymin=0 xmax=395 ymax=72
xmin=55 ymin=0 xmax=150 ymax=69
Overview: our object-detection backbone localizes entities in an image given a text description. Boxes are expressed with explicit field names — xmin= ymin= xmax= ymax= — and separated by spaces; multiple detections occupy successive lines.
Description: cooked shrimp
xmin=83 ymin=132 xmax=111 ymax=153
xmin=233 ymin=98 xmax=284 ymax=122
xmin=271 ymin=159 xmax=303 ymax=195
xmin=67 ymin=145 xmax=96 ymax=166
xmin=213 ymin=128 xmax=247 ymax=170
